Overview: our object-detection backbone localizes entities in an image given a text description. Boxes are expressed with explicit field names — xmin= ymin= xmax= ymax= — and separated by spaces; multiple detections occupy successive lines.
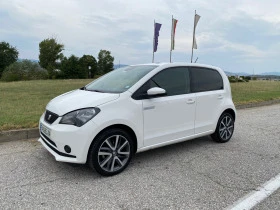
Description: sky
xmin=1 ymin=0 xmax=280 ymax=74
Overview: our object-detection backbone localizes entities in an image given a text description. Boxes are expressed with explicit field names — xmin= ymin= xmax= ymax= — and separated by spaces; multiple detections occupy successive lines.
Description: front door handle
xmin=218 ymin=95 xmax=224 ymax=99
xmin=186 ymin=99 xmax=195 ymax=104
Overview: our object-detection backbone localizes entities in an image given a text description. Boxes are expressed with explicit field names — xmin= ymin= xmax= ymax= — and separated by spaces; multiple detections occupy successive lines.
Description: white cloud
xmin=1 ymin=0 xmax=280 ymax=72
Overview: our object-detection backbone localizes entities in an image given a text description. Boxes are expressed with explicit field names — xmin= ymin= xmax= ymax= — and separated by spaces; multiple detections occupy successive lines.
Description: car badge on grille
xmin=48 ymin=114 xmax=52 ymax=120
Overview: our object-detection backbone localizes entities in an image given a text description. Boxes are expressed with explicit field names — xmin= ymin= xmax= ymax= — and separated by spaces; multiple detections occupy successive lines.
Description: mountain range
xmin=18 ymin=59 xmax=280 ymax=76
xmin=115 ymin=65 xmax=280 ymax=76
xmin=224 ymin=71 xmax=280 ymax=76
xmin=260 ymin=72 xmax=280 ymax=76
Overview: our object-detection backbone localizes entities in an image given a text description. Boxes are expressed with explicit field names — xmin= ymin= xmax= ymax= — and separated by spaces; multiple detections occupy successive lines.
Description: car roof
xmin=130 ymin=62 xmax=222 ymax=71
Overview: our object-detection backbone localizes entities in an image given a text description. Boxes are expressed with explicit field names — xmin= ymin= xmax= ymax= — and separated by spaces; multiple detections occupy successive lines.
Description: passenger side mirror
xmin=147 ymin=87 xmax=166 ymax=96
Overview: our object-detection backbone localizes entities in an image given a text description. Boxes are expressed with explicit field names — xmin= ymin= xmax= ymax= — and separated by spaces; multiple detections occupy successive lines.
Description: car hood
xmin=46 ymin=89 xmax=119 ymax=116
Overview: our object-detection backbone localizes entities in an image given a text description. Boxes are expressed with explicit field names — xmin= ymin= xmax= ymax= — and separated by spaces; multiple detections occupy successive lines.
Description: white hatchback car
xmin=39 ymin=63 xmax=236 ymax=176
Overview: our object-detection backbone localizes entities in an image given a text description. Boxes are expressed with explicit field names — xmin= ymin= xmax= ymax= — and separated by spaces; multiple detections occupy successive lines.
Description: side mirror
xmin=147 ymin=87 xmax=166 ymax=96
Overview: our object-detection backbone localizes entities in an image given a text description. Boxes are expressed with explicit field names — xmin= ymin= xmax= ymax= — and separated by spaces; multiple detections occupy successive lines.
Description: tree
xmin=61 ymin=55 xmax=86 ymax=79
xmin=0 ymin=42 xmax=19 ymax=78
xmin=39 ymin=38 xmax=64 ymax=78
xmin=97 ymin=50 xmax=114 ymax=74
xmin=1 ymin=60 xmax=48 ymax=82
xmin=79 ymin=55 xmax=97 ymax=78
xmin=244 ymin=76 xmax=251 ymax=81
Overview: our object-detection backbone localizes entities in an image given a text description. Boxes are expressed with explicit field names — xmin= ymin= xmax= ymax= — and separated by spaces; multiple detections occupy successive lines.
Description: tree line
xmin=0 ymin=39 xmax=114 ymax=81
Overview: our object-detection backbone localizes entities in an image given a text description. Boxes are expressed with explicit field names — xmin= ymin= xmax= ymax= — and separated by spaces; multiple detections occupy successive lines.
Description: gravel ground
xmin=0 ymin=104 xmax=280 ymax=209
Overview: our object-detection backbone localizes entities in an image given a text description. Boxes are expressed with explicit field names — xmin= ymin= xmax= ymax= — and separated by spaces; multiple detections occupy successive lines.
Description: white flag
xmin=193 ymin=37 xmax=197 ymax=49
xmin=193 ymin=14 xmax=200 ymax=49
xmin=194 ymin=14 xmax=200 ymax=28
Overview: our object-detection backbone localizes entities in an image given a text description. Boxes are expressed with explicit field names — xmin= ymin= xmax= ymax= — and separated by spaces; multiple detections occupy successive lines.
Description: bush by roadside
xmin=228 ymin=76 xmax=249 ymax=83
xmin=1 ymin=60 xmax=48 ymax=82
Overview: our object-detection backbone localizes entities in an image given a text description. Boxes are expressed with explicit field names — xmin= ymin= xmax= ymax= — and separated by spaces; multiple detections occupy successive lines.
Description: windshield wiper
xmin=88 ymin=89 xmax=104 ymax=93
xmin=80 ymin=86 xmax=87 ymax=90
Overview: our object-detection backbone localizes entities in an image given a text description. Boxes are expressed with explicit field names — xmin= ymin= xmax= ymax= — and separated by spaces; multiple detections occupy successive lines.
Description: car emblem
xmin=48 ymin=114 xmax=52 ymax=120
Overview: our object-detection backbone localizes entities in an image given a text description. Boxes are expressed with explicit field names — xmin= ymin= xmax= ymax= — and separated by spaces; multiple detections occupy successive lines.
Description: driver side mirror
xmin=147 ymin=87 xmax=166 ymax=96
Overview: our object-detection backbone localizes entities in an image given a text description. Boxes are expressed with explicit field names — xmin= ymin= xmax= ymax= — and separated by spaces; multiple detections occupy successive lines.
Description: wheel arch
xmin=214 ymin=108 xmax=236 ymax=130
xmin=87 ymin=124 xmax=138 ymax=162
xmin=222 ymin=108 xmax=236 ymax=121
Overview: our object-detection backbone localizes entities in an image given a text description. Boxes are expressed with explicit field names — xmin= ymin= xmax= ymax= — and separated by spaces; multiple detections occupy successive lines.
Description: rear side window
xmin=190 ymin=67 xmax=223 ymax=92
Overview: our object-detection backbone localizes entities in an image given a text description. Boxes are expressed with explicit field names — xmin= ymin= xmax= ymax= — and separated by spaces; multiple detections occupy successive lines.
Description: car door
xmin=136 ymin=67 xmax=196 ymax=147
xmin=189 ymin=67 xmax=225 ymax=134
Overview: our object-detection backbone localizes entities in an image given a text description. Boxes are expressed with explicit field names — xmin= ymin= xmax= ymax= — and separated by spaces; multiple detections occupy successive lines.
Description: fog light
xmin=64 ymin=145 xmax=71 ymax=153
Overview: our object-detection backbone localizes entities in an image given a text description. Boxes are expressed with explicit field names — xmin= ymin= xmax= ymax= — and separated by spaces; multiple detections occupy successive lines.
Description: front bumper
xmin=38 ymin=114 xmax=99 ymax=164
xmin=38 ymin=137 xmax=80 ymax=163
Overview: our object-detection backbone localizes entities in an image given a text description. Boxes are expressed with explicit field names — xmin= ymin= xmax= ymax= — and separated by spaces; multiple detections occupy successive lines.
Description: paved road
xmin=1 ymin=104 xmax=280 ymax=209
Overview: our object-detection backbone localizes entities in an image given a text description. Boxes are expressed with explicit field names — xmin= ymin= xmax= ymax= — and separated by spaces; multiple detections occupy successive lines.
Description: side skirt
xmin=136 ymin=130 xmax=214 ymax=153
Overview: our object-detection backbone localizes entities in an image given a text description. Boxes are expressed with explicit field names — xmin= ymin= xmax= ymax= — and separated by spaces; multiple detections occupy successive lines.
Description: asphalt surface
xmin=0 ymin=104 xmax=280 ymax=209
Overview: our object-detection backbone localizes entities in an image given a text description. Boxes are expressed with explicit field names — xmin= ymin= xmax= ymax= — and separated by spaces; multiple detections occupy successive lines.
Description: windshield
xmin=85 ymin=65 xmax=158 ymax=93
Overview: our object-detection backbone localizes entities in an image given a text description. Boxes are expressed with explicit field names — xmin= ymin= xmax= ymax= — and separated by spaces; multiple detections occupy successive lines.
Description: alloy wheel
xmin=219 ymin=115 xmax=234 ymax=141
xmin=98 ymin=135 xmax=130 ymax=172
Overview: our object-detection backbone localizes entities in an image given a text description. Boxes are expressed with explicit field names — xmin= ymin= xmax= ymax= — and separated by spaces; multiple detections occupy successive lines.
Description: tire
xmin=211 ymin=112 xmax=234 ymax=143
xmin=88 ymin=128 xmax=134 ymax=176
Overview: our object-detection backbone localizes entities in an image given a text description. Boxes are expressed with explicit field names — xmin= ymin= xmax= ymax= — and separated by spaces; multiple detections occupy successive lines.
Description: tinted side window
xmin=152 ymin=67 xmax=190 ymax=96
xmin=190 ymin=67 xmax=223 ymax=92
xmin=132 ymin=67 xmax=190 ymax=99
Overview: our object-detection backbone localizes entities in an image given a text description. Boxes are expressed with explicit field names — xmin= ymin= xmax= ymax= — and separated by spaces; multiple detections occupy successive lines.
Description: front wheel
xmin=211 ymin=113 xmax=234 ymax=143
xmin=88 ymin=128 xmax=134 ymax=176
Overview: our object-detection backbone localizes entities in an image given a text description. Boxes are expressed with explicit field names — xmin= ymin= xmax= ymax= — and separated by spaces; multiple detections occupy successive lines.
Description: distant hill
xmin=15 ymin=60 xmax=280 ymax=76
xmin=18 ymin=58 xmax=39 ymax=63
xmin=225 ymin=71 xmax=280 ymax=77
xmin=114 ymin=64 xmax=128 ymax=69
xmin=224 ymin=71 xmax=249 ymax=76
xmin=260 ymin=72 xmax=280 ymax=76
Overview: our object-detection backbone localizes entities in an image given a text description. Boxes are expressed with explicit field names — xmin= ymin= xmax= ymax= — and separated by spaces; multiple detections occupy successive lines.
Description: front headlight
xmin=59 ymin=108 xmax=100 ymax=127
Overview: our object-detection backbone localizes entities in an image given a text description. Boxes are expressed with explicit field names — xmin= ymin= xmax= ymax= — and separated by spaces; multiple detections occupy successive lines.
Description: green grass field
xmin=0 ymin=80 xmax=280 ymax=131
xmin=231 ymin=80 xmax=280 ymax=104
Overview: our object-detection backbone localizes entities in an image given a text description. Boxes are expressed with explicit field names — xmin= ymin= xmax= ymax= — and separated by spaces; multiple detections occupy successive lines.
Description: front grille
xmin=44 ymin=110 xmax=59 ymax=124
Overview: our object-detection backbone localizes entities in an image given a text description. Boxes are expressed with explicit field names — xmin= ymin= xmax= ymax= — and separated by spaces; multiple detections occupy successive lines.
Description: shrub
xmin=228 ymin=76 xmax=238 ymax=83
xmin=1 ymin=60 xmax=48 ymax=82
xmin=228 ymin=76 xmax=249 ymax=83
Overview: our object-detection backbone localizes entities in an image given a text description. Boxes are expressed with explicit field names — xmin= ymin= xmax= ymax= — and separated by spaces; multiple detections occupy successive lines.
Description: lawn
xmin=0 ymin=79 xmax=92 ymax=131
xmin=231 ymin=80 xmax=280 ymax=104
xmin=0 ymin=80 xmax=280 ymax=131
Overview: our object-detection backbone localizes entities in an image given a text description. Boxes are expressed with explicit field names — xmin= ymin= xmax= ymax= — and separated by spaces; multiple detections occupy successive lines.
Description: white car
xmin=39 ymin=63 xmax=236 ymax=176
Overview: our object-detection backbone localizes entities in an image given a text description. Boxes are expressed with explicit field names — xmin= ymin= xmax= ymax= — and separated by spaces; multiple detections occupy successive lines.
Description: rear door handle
xmin=143 ymin=106 xmax=155 ymax=110
xmin=218 ymin=95 xmax=224 ymax=99
xmin=186 ymin=99 xmax=195 ymax=104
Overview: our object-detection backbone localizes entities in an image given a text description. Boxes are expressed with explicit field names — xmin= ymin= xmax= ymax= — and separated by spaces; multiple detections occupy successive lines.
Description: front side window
xmin=190 ymin=67 xmax=223 ymax=92
xmin=152 ymin=67 xmax=190 ymax=96
xmin=133 ymin=67 xmax=190 ymax=99
xmin=85 ymin=65 xmax=158 ymax=93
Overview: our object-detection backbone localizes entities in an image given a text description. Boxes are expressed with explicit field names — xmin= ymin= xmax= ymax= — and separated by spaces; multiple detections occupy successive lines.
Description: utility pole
xmin=170 ymin=15 xmax=173 ymax=63
xmin=152 ymin=20 xmax=155 ymax=63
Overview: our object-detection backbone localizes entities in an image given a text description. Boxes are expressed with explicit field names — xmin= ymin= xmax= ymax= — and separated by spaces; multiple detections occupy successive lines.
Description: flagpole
xmin=191 ymin=10 xmax=196 ymax=63
xmin=170 ymin=15 xmax=173 ymax=63
xmin=152 ymin=20 xmax=155 ymax=63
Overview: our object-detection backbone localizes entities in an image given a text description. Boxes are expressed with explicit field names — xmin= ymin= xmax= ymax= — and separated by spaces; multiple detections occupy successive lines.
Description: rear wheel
xmin=88 ymin=128 xmax=134 ymax=176
xmin=211 ymin=113 xmax=234 ymax=143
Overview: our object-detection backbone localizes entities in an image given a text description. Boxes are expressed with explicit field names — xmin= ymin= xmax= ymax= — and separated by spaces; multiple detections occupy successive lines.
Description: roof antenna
xmin=195 ymin=57 xmax=198 ymax=63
